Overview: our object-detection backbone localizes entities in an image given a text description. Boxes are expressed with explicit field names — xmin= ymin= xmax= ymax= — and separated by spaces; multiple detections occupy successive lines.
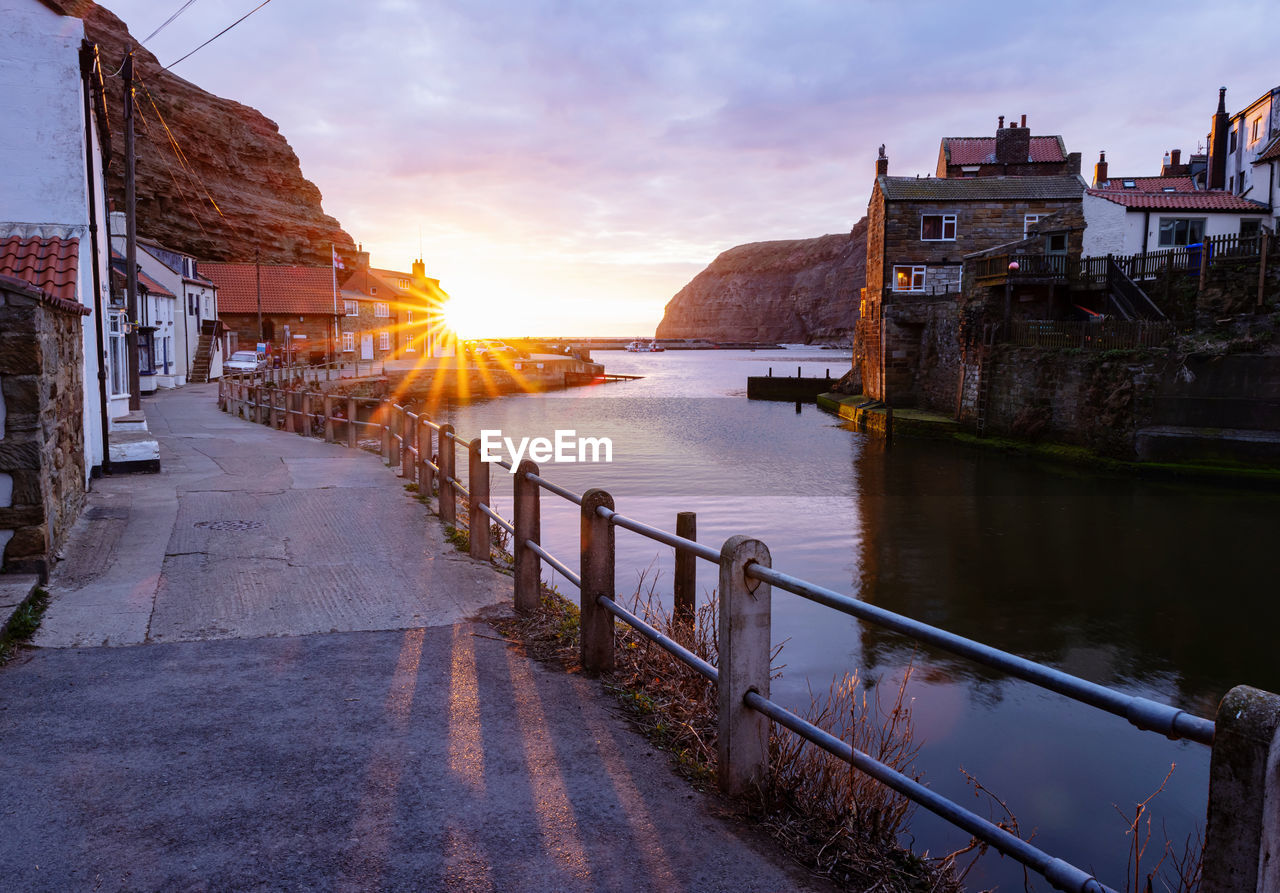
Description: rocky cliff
xmin=656 ymin=219 xmax=867 ymax=343
xmin=78 ymin=2 xmax=355 ymax=266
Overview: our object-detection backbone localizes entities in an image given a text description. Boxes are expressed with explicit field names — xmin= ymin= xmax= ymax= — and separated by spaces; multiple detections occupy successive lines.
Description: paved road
xmin=0 ymin=383 xmax=826 ymax=892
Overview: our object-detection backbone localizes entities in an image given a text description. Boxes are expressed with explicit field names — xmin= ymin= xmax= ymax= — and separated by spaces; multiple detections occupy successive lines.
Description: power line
xmin=162 ymin=0 xmax=273 ymax=72
xmin=141 ymin=0 xmax=201 ymax=45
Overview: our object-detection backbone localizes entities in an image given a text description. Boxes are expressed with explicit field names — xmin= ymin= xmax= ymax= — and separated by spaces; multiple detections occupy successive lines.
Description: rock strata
xmin=77 ymin=2 xmax=355 ymax=266
xmin=656 ymin=219 xmax=867 ymax=343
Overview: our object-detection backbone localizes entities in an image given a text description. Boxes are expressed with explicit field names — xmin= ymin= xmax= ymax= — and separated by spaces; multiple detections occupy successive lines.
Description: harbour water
xmin=438 ymin=347 xmax=1280 ymax=889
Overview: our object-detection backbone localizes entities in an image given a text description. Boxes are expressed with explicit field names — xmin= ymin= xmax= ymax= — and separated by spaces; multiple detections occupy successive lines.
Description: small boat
xmin=626 ymin=339 xmax=664 ymax=352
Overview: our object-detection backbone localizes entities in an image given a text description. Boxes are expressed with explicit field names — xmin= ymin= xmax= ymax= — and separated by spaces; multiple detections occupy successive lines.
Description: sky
xmin=102 ymin=0 xmax=1278 ymax=337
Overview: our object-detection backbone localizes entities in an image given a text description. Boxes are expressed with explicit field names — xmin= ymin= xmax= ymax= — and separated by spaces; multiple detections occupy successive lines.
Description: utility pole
xmin=123 ymin=50 xmax=141 ymax=411
xmin=255 ymin=247 xmax=263 ymax=343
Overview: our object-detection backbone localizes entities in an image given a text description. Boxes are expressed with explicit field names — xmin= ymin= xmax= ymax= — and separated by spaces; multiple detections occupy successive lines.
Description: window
xmin=1157 ymin=217 xmax=1206 ymax=247
xmin=1047 ymin=233 xmax=1068 ymax=254
xmin=1122 ymin=180 xmax=1136 ymax=188
xmin=342 ymin=331 xmax=355 ymax=352
xmin=1229 ymin=128 xmax=1237 ymax=153
xmin=892 ymin=265 xmax=926 ymax=292
xmin=1023 ymin=214 xmax=1043 ymax=237
xmin=1251 ymin=117 xmax=1264 ymax=144
xmin=920 ymin=214 xmax=956 ymax=241
xmin=406 ymin=310 xmax=413 ymax=325
xmin=1229 ymin=175 xmax=1235 ymax=193
xmin=399 ymin=278 xmax=410 ymax=289
xmin=369 ymin=286 xmax=377 ymax=295
xmin=1241 ymin=219 xmax=1261 ymax=240
xmin=379 ymin=331 xmax=390 ymax=351
xmin=374 ymin=302 xmax=389 ymax=318
xmin=344 ymin=300 xmax=358 ymax=316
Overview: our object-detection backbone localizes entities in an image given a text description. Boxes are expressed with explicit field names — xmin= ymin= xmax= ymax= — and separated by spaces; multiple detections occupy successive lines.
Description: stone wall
xmin=0 ymin=278 xmax=88 ymax=577
xmin=880 ymin=298 xmax=963 ymax=410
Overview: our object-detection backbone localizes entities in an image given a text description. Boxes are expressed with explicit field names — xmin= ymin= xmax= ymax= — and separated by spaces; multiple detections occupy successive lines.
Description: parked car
xmin=466 ymin=340 xmax=520 ymax=360
xmin=225 ymin=350 xmax=267 ymax=373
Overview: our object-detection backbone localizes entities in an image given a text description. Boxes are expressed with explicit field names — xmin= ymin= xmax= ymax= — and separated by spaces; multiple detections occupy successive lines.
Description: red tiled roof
xmin=111 ymin=249 xmax=176 ymax=298
xmin=0 ymin=236 xmax=79 ymax=303
xmin=1097 ymin=176 xmax=1198 ymax=193
xmin=943 ymin=136 xmax=1065 ymax=165
xmin=201 ymin=262 xmax=339 ymax=315
xmin=1254 ymin=135 xmax=1280 ymax=163
xmin=1085 ymin=189 xmax=1268 ymax=211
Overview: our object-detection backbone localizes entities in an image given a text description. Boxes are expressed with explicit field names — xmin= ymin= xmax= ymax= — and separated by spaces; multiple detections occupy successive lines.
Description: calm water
xmin=435 ymin=348 xmax=1280 ymax=890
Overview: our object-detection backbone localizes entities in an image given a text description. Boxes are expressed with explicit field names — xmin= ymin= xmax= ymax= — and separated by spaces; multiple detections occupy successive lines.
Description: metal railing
xmin=215 ymin=364 xmax=1275 ymax=893
xmin=1006 ymin=319 xmax=1175 ymax=350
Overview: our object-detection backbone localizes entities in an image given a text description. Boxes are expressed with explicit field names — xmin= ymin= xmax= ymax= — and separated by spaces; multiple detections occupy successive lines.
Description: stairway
xmin=188 ymin=320 xmax=218 ymax=383
xmin=1106 ymin=258 xmax=1166 ymax=321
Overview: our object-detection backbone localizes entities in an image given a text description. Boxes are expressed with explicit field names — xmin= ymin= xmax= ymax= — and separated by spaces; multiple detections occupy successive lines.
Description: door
xmin=361 ymin=334 xmax=374 ymax=360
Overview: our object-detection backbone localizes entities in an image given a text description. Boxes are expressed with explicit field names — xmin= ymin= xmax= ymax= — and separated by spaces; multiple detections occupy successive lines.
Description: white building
xmin=109 ymin=219 xmax=223 ymax=386
xmin=1083 ymin=181 xmax=1268 ymax=258
xmin=1204 ymin=86 xmax=1280 ymax=233
xmin=0 ymin=0 xmax=116 ymax=477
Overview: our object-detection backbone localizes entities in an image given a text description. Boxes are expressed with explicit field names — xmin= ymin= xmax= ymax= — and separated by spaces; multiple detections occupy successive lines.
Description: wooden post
xmin=580 ymin=488 xmax=615 ymax=673
xmin=401 ymin=409 xmax=413 ymax=478
xmin=346 ymin=396 xmax=357 ymax=449
xmin=439 ymin=425 xmax=456 ymax=526
xmin=417 ymin=419 xmax=433 ymax=497
xmin=673 ymin=511 xmax=697 ymax=636
xmin=514 ymin=459 xmax=541 ymax=615
xmin=1258 ymin=230 xmax=1270 ymax=309
xmin=717 ymin=535 xmax=772 ymax=796
xmin=1199 ymin=237 xmax=1210 ymax=294
xmin=468 ymin=438 xmax=490 ymax=561
xmin=323 ymin=394 xmax=334 ymax=443
xmin=1202 ymin=685 xmax=1280 ymax=892
xmin=284 ymin=389 xmax=296 ymax=433
xmin=268 ymin=387 xmax=278 ymax=428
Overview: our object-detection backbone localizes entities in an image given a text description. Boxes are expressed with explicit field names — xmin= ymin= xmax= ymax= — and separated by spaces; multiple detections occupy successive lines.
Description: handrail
xmin=527 ymin=539 xmax=580 ymax=588
xmin=596 ymin=504 xmax=720 ymax=563
xmin=742 ymin=563 xmax=1212 ymax=745
xmin=598 ymin=595 xmax=718 ymax=682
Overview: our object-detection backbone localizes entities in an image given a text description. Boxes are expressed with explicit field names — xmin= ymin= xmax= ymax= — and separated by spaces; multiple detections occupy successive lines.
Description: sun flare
xmin=441 ymin=296 xmax=489 ymax=340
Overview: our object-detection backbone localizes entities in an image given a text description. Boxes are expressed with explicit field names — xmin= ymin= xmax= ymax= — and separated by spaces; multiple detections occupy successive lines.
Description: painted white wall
xmin=0 ymin=0 xmax=111 ymax=480
xmin=1082 ymin=193 xmax=1132 ymax=255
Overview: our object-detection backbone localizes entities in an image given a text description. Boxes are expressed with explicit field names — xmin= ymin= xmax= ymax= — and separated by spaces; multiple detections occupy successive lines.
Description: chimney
xmin=411 ymin=258 xmax=426 ymax=281
xmin=998 ymin=115 xmax=1004 ymax=129
xmin=1171 ymin=148 xmax=1181 ymax=167
xmin=875 ymin=144 xmax=888 ymax=177
xmin=1208 ymin=86 xmax=1229 ymax=189
xmin=1020 ymin=114 xmax=1026 ymax=128
xmin=996 ymin=117 xmax=1031 ymax=164
xmin=1163 ymin=151 xmax=1171 ymax=168
xmin=1093 ymin=151 xmax=1108 ymax=187
xmin=1066 ymin=151 xmax=1081 ymax=176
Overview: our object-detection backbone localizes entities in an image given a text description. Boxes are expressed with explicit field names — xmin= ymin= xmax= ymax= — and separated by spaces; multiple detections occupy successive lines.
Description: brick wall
xmin=0 ymin=280 xmax=88 ymax=577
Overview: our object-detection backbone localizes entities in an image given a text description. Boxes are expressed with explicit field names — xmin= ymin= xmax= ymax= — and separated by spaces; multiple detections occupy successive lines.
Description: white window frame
xmin=379 ymin=331 xmax=390 ymax=351
xmin=892 ymin=265 xmax=927 ymax=293
xmin=1023 ymin=214 xmax=1043 ymax=237
xmin=374 ymin=302 xmax=389 ymax=318
xmin=920 ymin=213 xmax=956 ymax=241
xmin=1157 ymin=217 xmax=1206 ymax=247
xmin=342 ymin=331 xmax=355 ymax=353
xmin=343 ymin=300 xmax=358 ymax=316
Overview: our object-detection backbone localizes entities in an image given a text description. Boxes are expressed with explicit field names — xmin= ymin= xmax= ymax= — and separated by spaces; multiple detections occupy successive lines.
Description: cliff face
xmin=656 ymin=219 xmax=867 ymax=343
xmin=80 ymin=3 xmax=355 ymax=265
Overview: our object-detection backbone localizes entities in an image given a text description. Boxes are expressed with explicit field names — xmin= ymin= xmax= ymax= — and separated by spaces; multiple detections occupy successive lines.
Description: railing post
xmin=513 ymin=459 xmax=541 ymax=615
xmin=674 ymin=511 xmax=697 ymax=636
xmin=468 ymin=438 xmax=490 ymax=561
xmin=323 ymin=394 xmax=334 ymax=443
xmin=717 ymin=535 xmax=771 ymax=797
xmin=417 ymin=419 xmax=433 ymax=496
xmin=439 ymin=425 xmax=456 ymax=526
xmin=284 ymin=389 xmax=296 ymax=433
xmin=381 ymin=400 xmax=394 ymax=465
xmin=1258 ymin=230 xmax=1270 ymax=308
xmin=401 ymin=409 xmax=413 ymax=477
xmin=346 ymin=396 xmax=358 ymax=449
xmin=269 ymin=386 xmax=280 ymax=429
xmin=1202 ymin=685 xmax=1280 ymax=892
xmin=580 ymin=488 xmax=615 ymax=673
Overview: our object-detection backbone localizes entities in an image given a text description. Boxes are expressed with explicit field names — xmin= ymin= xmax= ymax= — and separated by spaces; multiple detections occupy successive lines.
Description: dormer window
xmin=920 ymin=214 xmax=956 ymax=241
xmin=369 ymin=286 xmax=377 ymax=295
xmin=1162 ymin=187 xmax=1176 ymax=192
xmin=1122 ymin=180 xmax=1136 ymax=188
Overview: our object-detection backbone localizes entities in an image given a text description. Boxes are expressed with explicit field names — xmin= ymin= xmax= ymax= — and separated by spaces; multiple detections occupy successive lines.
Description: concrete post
xmin=417 ymin=419 xmax=433 ymax=497
xmin=513 ymin=459 xmax=541 ymax=615
xmin=717 ymin=535 xmax=772 ymax=796
xmin=1202 ymin=685 xmax=1280 ymax=892
xmin=401 ymin=409 xmax=413 ymax=477
xmin=468 ymin=438 xmax=490 ymax=561
xmin=674 ymin=511 xmax=697 ymax=636
xmin=382 ymin=402 xmax=397 ymax=467
xmin=284 ymin=390 xmax=296 ymax=433
xmin=323 ymin=394 xmax=334 ymax=443
xmin=269 ymin=387 xmax=279 ymax=429
xmin=439 ymin=425 xmax=456 ymax=526
xmin=346 ymin=396 xmax=357 ymax=449
xmin=580 ymin=488 xmax=615 ymax=673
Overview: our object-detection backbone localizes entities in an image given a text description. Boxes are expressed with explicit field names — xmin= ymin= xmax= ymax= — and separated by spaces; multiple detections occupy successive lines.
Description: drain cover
xmin=194 ymin=519 xmax=263 ymax=531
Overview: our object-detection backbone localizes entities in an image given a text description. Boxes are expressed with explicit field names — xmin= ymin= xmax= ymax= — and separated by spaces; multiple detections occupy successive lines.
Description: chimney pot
xmin=1171 ymin=148 xmax=1181 ymax=166
xmin=998 ymin=115 xmax=1004 ymax=129
xmin=1020 ymin=114 xmax=1026 ymax=128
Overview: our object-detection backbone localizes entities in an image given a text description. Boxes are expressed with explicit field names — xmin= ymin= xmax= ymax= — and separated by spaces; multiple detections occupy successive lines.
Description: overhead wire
xmin=162 ymin=0 xmax=274 ymax=72
xmin=141 ymin=0 xmax=201 ymax=45
xmin=134 ymin=73 xmax=226 ymax=222
xmin=130 ymin=91 xmax=212 ymax=239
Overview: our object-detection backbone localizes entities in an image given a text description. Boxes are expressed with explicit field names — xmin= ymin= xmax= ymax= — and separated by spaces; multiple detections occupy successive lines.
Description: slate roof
xmin=0 ymin=236 xmax=80 ymax=303
xmin=942 ymin=136 xmax=1066 ymax=165
xmin=1085 ymin=189 xmax=1268 ymax=211
xmin=879 ymin=175 xmax=1085 ymax=201
xmin=201 ymin=263 xmax=338 ymax=315
xmin=1096 ymin=177 xmax=1198 ymax=193
xmin=110 ymin=249 xmax=176 ymax=298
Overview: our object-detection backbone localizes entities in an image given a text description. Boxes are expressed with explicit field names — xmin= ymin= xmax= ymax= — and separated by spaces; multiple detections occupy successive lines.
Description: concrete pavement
xmin=0 ymin=383 xmax=826 ymax=892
